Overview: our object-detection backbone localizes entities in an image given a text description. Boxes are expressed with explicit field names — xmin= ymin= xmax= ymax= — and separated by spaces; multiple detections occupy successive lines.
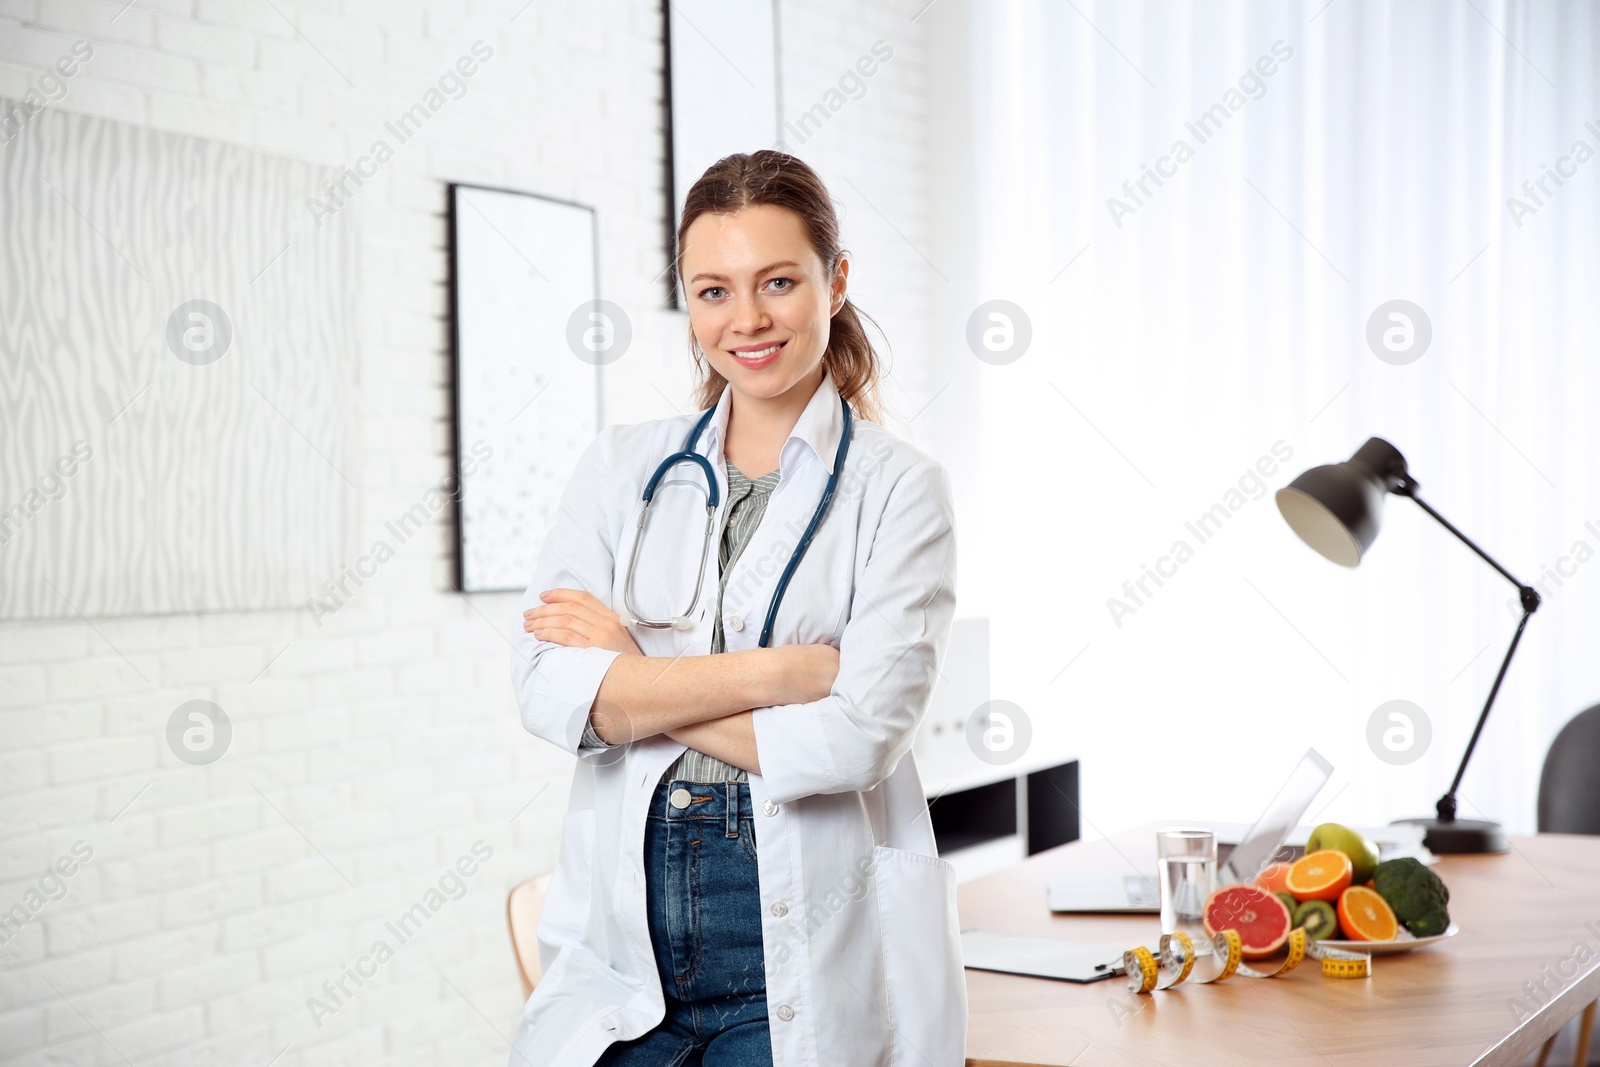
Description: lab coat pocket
xmin=870 ymin=845 xmax=967 ymax=1067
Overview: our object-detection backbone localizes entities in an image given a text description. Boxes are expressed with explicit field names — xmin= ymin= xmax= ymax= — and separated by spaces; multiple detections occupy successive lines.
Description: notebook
xmin=960 ymin=929 xmax=1124 ymax=983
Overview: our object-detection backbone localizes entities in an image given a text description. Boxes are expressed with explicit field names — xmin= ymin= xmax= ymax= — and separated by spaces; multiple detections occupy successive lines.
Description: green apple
xmin=1306 ymin=822 xmax=1380 ymax=884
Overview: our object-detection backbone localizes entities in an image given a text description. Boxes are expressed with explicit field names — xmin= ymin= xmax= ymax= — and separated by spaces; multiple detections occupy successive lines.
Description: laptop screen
xmin=1217 ymin=748 xmax=1334 ymax=886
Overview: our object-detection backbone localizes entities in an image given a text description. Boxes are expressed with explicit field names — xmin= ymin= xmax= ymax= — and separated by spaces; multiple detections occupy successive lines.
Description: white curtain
xmin=937 ymin=0 xmax=1599 ymax=836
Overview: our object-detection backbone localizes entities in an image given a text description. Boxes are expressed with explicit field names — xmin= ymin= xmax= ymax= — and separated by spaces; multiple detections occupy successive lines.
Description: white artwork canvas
xmin=450 ymin=184 xmax=601 ymax=593
xmin=0 ymin=96 xmax=359 ymax=620
xmin=666 ymin=0 xmax=781 ymax=305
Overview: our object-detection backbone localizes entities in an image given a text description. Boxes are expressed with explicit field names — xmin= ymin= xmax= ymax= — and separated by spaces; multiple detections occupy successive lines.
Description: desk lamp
xmin=1275 ymin=437 xmax=1538 ymax=854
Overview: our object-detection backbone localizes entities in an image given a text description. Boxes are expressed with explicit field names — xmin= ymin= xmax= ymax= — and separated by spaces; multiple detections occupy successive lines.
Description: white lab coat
xmin=507 ymin=368 xmax=966 ymax=1067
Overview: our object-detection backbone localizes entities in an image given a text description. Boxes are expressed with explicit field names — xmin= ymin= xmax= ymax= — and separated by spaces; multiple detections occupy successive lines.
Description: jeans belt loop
xmin=725 ymin=781 xmax=738 ymax=838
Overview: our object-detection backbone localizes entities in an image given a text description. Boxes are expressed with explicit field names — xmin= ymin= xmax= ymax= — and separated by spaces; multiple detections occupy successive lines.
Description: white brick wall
xmin=0 ymin=1 xmax=936 ymax=1063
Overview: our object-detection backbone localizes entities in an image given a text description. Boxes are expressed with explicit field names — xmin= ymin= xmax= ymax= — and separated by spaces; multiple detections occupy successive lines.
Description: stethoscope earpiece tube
xmin=641 ymin=448 xmax=720 ymax=508
xmin=757 ymin=400 xmax=852 ymax=648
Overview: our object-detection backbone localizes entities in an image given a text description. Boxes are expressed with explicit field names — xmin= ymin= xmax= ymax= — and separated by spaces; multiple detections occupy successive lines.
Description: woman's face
xmin=680 ymin=203 xmax=847 ymax=405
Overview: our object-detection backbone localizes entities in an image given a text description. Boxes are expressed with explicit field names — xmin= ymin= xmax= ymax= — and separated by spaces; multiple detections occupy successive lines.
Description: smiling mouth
xmin=731 ymin=341 xmax=786 ymax=361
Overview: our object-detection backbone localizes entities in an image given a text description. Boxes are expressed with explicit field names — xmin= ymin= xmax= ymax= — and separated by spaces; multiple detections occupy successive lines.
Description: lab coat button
xmin=770 ymin=901 xmax=788 ymax=917
xmin=670 ymin=788 xmax=692 ymax=809
xmin=776 ymin=1004 xmax=794 ymax=1022
xmin=762 ymin=800 xmax=778 ymax=816
xmin=727 ymin=614 xmax=744 ymax=631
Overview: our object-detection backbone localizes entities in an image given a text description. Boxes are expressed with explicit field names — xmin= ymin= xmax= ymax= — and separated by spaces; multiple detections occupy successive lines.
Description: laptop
xmin=1047 ymin=748 xmax=1334 ymax=914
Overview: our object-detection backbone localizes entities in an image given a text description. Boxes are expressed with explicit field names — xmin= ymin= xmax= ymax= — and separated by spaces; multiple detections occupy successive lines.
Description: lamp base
xmin=1392 ymin=816 xmax=1509 ymax=855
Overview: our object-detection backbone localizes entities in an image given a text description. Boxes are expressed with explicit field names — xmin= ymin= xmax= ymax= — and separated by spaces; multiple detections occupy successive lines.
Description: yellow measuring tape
xmin=1309 ymin=942 xmax=1372 ymax=979
xmin=1118 ymin=929 xmax=1370 ymax=993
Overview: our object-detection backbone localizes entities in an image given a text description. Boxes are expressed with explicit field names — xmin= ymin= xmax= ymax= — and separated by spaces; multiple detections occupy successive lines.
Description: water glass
xmin=1157 ymin=827 xmax=1217 ymax=947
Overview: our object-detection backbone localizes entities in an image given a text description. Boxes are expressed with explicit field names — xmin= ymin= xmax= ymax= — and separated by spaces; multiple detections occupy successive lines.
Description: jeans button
xmin=776 ymin=1004 xmax=795 ymax=1022
xmin=770 ymin=901 xmax=788 ymax=917
xmin=670 ymin=788 xmax=692 ymax=809
xmin=762 ymin=800 xmax=778 ymax=816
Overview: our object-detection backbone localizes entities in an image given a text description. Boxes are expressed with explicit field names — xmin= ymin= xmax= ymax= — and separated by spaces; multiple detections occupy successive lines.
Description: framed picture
xmin=448 ymin=183 xmax=602 ymax=594
xmin=0 ymin=98 xmax=359 ymax=620
xmin=663 ymin=0 xmax=782 ymax=306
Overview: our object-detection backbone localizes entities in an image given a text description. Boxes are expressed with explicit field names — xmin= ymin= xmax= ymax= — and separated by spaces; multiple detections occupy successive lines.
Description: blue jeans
xmin=596 ymin=779 xmax=772 ymax=1067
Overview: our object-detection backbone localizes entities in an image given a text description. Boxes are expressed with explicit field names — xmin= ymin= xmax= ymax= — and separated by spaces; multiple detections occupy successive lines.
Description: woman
xmin=509 ymin=150 xmax=964 ymax=1067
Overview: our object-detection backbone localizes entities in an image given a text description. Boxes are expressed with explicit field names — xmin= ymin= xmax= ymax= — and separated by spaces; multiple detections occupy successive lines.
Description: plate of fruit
xmin=1253 ymin=822 xmax=1456 ymax=954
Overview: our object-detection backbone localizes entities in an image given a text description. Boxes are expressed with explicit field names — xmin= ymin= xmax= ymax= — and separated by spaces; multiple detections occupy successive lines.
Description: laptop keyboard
xmin=1123 ymin=875 xmax=1161 ymax=908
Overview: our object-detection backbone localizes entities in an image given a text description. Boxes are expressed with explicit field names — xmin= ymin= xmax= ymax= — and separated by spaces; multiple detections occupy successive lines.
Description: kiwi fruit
xmin=1292 ymin=899 xmax=1339 ymax=940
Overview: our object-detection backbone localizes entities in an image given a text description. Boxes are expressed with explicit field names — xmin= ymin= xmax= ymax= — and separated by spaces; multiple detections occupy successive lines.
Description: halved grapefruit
xmin=1202 ymin=884 xmax=1293 ymax=959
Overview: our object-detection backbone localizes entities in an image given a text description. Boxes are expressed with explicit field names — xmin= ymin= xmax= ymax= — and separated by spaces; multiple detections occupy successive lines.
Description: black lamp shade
xmin=1274 ymin=437 xmax=1409 ymax=567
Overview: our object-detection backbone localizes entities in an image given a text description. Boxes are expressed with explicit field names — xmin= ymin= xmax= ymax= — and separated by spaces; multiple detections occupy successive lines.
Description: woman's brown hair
xmin=675 ymin=150 xmax=887 ymax=425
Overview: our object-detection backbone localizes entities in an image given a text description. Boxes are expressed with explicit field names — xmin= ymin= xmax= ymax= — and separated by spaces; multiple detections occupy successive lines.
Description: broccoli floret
xmin=1373 ymin=857 xmax=1451 ymax=936
xmin=1407 ymin=907 xmax=1451 ymax=937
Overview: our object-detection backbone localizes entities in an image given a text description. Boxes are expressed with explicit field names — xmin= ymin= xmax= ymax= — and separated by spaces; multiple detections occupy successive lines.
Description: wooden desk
xmin=959 ymin=823 xmax=1600 ymax=1066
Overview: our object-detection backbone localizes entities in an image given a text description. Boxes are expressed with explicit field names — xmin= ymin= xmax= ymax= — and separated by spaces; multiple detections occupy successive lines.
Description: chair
xmin=507 ymin=874 xmax=553 ymax=1000
xmin=1532 ymin=703 xmax=1600 ymax=1067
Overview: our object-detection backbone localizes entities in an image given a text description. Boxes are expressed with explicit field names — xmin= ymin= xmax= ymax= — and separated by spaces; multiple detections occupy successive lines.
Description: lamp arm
xmin=1399 ymin=487 xmax=1535 ymax=598
xmin=1398 ymin=489 xmax=1541 ymax=822
xmin=1436 ymin=607 xmax=1533 ymax=820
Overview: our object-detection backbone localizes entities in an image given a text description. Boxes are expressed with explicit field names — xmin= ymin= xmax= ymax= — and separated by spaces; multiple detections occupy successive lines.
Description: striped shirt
xmin=581 ymin=461 xmax=781 ymax=784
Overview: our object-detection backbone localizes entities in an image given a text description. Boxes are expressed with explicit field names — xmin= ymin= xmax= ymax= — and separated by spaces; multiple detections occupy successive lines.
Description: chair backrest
xmin=507 ymin=874 xmax=553 ymax=1000
xmin=1538 ymin=703 xmax=1600 ymax=835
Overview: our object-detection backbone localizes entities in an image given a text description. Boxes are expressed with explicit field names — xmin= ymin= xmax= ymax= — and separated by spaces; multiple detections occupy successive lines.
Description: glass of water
xmin=1157 ymin=827 xmax=1217 ymax=948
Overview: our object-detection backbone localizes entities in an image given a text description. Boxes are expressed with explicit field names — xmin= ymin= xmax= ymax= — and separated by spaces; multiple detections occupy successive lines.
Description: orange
xmin=1337 ymin=885 xmax=1399 ymax=941
xmin=1255 ymin=862 xmax=1293 ymax=895
xmin=1284 ymin=849 xmax=1353 ymax=902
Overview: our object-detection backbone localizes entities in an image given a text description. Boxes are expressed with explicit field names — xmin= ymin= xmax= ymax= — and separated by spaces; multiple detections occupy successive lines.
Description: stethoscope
xmin=622 ymin=395 xmax=853 ymax=648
